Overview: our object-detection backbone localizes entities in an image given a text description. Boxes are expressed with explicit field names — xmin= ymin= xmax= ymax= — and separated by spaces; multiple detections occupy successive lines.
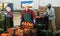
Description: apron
xmin=24 ymin=13 xmax=32 ymax=22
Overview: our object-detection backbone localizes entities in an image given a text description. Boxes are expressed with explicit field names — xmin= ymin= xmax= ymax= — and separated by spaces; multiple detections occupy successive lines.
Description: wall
xmin=54 ymin=7 xmax=60 ymax=30
xmin=0 ymin=0 xmax=60 ymax=9
xmin=52 ymin=0 xmax=60 ymax=7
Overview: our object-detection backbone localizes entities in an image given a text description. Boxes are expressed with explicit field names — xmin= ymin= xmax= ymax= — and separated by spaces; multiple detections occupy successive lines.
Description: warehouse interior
xmin=0 ymin=0 xmax=60 ymax=36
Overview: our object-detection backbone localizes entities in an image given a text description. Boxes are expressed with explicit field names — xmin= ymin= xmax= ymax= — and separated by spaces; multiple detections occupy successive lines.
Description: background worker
xmin=46 ymin=4 xmax=56 ymax=35
xmin=6 ymin=7 xmax=13 ymax=28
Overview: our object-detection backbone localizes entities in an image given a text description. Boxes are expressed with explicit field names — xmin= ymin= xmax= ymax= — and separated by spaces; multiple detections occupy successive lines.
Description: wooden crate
xmin=23 ymin=29 xmax=37 ymax=36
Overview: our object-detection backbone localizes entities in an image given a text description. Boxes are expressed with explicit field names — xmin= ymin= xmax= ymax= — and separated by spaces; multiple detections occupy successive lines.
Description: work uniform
xmin=46 ymin=7 xmax=56 ymax=32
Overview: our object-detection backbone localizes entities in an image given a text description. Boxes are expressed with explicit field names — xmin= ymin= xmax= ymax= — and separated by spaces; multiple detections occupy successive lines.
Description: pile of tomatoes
xmin=22 ymin=22 xmax=34 ymax=29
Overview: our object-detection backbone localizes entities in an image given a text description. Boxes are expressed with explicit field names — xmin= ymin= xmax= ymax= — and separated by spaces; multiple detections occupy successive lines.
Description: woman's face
xmin=6 ymin=7 xmax=11 ymax=12
xmin=25 ymin=6 xmax=29 ymax=9
xmin=7 ymin=9 xmax=11 ymax=12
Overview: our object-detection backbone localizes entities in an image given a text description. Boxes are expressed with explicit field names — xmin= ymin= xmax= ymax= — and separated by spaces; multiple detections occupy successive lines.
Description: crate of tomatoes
xmin=22 ymin=22 xmax=34 ymax=29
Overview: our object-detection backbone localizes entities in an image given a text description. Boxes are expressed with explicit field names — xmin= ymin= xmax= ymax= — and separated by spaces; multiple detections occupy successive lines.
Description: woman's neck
xmin=26 ymin=9 xmax=29 ymax=11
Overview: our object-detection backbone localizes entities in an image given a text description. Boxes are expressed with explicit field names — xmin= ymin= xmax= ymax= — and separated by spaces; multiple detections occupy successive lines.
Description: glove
xmin=33 ymin=19 xmax=36 ymax=24
xmin=6 ymin=14 xmax=10 ymax=17
xmin=45 ymin=14 xmax=48 ymax=16
xmin=20 ymin=19 xmax=22 ymax=22
xmin=20 ymin=19 xmax=22 ymax=25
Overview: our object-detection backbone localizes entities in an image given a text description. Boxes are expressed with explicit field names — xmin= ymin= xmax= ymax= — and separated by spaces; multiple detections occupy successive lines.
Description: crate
xmin=23 ymin=29 xmax=37 ymax=36
xmin=30 ymin=29 xmax=37 ymax=36
xmin=23 ymin=29 xmax=30 ymax=36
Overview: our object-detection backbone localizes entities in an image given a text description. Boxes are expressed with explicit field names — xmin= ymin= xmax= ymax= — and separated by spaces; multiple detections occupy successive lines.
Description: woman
xmin=6 ymin=7 xmax=13 ymax=28
xmin=21 ymin=4 xmax=36 ymax=29
xmin=21 ymin=4 xmax=35 ymax=23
